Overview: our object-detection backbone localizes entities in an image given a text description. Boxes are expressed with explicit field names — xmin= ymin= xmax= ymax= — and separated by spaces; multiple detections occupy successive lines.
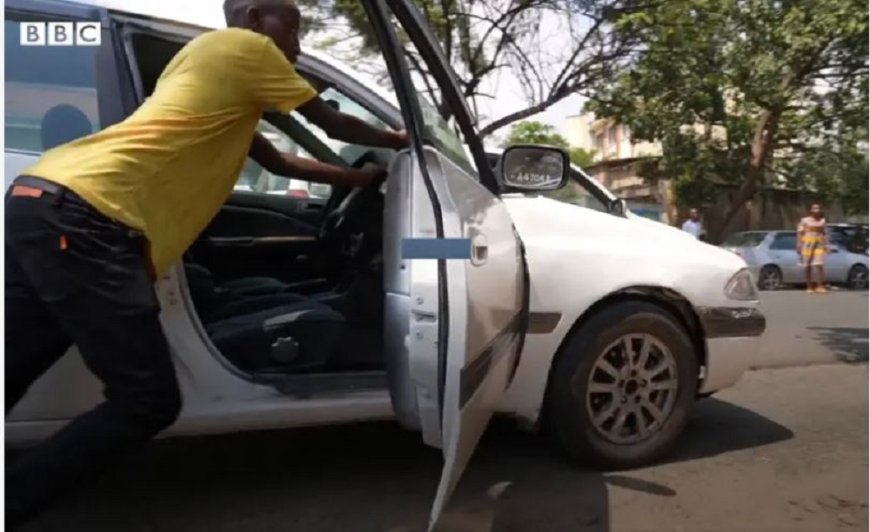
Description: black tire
xmin=847 ymin=264 xmax=868 ymax=290
xmin=547 ymin=301 xmax=698 ymax=469
xmin=757 ymin=265 xmax=783 ymax=291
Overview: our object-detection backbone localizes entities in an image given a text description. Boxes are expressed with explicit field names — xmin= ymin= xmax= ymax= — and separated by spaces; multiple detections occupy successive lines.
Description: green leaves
xmin=503 ymin=121 xmax=570 ymax=148
xmin=503 ymin=121 xmax=595 ymax=167
xmin=586 ymin=0 xmax=869 ymax=218
xmin=295 ymin=1 xmax=638 ymax=136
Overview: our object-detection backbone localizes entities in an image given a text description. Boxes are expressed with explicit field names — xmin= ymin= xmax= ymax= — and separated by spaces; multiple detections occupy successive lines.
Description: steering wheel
xmin=318 ymin=151 xmax=386 ymax=242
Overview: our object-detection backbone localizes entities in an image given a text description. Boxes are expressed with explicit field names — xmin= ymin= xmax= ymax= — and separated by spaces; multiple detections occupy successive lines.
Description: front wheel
xmin=547 ymin=302 xmax=698 ymax=469
xmin=848 ymin=264 xmax=868 ymax=290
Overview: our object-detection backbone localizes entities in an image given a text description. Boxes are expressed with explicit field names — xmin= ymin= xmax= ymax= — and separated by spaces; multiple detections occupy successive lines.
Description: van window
xmin=4 ymin=17 xmax=100 ymax=152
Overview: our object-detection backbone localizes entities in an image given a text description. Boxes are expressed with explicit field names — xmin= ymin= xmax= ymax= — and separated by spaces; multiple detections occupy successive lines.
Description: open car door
xmin=367 ymin=1 xmax=530 ymax=528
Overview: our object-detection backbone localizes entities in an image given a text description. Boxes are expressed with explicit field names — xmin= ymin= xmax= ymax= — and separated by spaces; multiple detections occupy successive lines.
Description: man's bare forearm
xmin=297 ymin=97 xmax=407 ymax=150
xmin=274 ymin=153 xmax=373 ymax=187
xmin=248 ymin=132 xmax=379 ymax=187
xmin=329 ymin=114 xmax=405 ymax=149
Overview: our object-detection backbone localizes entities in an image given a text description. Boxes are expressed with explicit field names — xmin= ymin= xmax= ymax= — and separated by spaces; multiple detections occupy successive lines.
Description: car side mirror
xmin=609 ymin=198 xmax=627 ymax=217
xmin=499 ymin=145 xmax=570 ymax=192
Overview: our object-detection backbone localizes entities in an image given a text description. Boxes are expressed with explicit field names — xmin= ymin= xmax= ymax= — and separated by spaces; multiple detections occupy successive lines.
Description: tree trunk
xmin=711 ymin=108 xmax=781 ymax=241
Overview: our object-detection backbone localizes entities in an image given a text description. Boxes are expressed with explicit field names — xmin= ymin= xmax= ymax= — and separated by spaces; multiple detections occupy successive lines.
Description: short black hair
xmin=223 ymin=0 xmax=297 ymax=26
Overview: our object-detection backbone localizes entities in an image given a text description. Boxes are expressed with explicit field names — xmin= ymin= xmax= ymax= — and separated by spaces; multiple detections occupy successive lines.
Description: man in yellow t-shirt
xmin=5 ymin=0 xmax=407 ymax=526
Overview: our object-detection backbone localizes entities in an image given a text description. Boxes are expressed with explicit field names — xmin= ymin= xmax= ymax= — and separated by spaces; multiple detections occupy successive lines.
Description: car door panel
xmin=824 ymin=248 xmax=850 ymax=283
xmin=366 ymin=2 xmax=527 ymax=527
xmin=425 ymin=148 xmax=525 ymax=521
xmin=773 ymin=250 xmax=801 ymax=283
xmin=384 ymin=151 xmax=443 ymax=442
xmin=383 ymin=147 xmax=526 ymax=526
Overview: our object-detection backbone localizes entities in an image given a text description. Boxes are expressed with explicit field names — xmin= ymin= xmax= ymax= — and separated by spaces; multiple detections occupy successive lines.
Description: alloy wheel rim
xmin=584 ymin=333 xmax=679 ymax=445
xmin=761 ymin=270 xmax=780 ymax=290
xmin=852 ymin=269 xmax=868 ymax=289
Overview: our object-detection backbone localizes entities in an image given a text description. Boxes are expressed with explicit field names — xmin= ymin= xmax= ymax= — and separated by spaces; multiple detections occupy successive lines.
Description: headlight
xmin=724 ymin=268 xmax=758 ymax=301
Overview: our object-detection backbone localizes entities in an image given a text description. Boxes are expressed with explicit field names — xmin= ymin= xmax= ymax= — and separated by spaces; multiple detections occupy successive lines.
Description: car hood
xmin=502 ymin=195 xmax=745 ymax=270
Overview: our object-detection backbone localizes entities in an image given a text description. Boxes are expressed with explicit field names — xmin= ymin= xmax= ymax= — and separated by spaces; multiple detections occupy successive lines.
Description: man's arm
xmin=248 ymin=133 xmax=383 ymax=187
xmin=297 ymin=97 xmax=407 ymax=150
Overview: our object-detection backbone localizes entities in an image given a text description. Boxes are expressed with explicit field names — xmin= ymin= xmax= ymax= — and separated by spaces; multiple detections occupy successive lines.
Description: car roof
xmin=34 ymin=0 xmax=401 ymax=109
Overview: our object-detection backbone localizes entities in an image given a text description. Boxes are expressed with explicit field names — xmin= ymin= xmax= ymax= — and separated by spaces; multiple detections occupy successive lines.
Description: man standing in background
xmin=681 ymin=208 xmax=704 ymax=240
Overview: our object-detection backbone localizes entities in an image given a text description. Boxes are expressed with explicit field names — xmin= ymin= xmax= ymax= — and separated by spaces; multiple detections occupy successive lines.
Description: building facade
xmin=566 ymin=113 xmax=671 ymax=222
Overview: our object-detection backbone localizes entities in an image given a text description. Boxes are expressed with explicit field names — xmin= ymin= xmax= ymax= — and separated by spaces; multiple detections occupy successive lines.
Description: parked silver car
xmin=722 ymin=230 xmax=869 ymax=290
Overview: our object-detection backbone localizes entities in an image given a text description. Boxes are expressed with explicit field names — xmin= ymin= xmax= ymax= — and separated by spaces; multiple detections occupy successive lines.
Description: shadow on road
xmin=807 ymin=327 xmax=869 ymax=363
xmin=22 ymin=399 xmax=793 ymax=532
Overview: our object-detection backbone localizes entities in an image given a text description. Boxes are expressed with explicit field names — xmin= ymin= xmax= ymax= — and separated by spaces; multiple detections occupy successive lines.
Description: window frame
xmin=115 ymin=22 xmax=361 ymax=210
xmin=4 ymin=4 xmax=126 ymax=154
xmin=385 ymin=0 xmax=500 ymax=192
xmin=770 ymin=232 xmax=798 ymax=251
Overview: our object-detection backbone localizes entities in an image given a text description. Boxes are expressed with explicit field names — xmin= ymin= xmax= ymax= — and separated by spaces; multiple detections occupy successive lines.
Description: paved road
xmin=756 ymin=290 xmax=868 ymax=367
xmin=18 ymin=292 xmax=869 ymax=532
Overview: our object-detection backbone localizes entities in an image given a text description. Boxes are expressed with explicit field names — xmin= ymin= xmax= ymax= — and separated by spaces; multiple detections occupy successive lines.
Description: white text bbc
xmin=20 ymin=22 xmax=101 ymax=46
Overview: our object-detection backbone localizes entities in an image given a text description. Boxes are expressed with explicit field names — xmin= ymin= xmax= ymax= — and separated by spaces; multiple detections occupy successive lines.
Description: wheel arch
xmin=541 ymin=285 xmax=707 ymax=425
xmin=757 ymin=263 xmax=783 ymax=289
xmin=848 ymin=262 xmax=869 ymax=288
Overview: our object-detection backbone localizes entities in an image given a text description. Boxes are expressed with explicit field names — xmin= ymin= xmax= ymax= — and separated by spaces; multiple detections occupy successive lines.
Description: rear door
xmin=769 ymin=232 xmax=801 ymax=282
xmin=367 ymin=1 xmax=528 ymax=527
xmin=823 ymin=237 xmax=852 ymax=282
xmin=5 ymin=0 xmax=130 ymax=422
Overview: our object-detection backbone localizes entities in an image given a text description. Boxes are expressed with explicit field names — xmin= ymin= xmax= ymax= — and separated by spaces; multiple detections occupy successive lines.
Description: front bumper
xmin=697 ymin=306 xmax=766 ymax=394
xmin=698 ymin=307 xmax=766 ymax=338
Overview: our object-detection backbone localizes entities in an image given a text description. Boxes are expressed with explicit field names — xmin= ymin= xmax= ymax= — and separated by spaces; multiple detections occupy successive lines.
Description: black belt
xmin=13 ymin=175 xmax=65 ymax=196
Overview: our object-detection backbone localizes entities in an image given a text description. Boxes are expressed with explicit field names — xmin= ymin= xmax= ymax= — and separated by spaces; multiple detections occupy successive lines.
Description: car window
xmin=236 ymin=120 xmax=331 ymax=200
xmin=828 ymin=231 xmax=847 ymax=246
xmin=291 ymin=86 xmax=389 ymax=167
xmin=385 ymin=19 xmax=477 ymax=178
xmin=4 ymin=17 xmax=100 ymax=153
xmin=770 ymin=232 xmax=797 ymax=250
xmin=540 ymin=169 xmax=609 ymax=213
xmin=723 ymin=232 xmax=767 ymax=247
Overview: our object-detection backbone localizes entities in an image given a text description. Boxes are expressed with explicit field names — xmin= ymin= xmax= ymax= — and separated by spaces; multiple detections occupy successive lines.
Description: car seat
xmin=182 ymin=260 xmax=349 ymax=372
xmin=41 ymin=104 xmax=93 ymax=150
xmin=206 ymin=301 xmax=345 ymax=373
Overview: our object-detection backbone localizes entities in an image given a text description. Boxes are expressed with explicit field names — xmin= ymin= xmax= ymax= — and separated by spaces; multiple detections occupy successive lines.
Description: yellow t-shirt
xmin=22 ymin=28 xmax=318 ymax=275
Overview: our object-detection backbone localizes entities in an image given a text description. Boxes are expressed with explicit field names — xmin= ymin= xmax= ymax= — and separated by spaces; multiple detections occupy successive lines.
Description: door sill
xmin=252 ymin=370 xmax=388 ymax=397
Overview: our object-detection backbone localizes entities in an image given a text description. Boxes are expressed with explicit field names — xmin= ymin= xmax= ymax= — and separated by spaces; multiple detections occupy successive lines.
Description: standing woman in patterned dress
xmin=797 ymin=203 xmax=828 ymax=293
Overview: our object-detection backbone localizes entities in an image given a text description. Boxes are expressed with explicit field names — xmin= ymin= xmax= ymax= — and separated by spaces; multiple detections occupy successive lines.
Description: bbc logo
xmin=20 ymin=22 xmax=101 ymax=46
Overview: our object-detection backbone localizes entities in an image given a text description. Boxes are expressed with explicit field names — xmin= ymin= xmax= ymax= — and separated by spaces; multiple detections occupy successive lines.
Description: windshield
xmin=540 ymin=167 xmax=611 ymax=214
xmin=722 ymin=232 xmax=767 ymax=247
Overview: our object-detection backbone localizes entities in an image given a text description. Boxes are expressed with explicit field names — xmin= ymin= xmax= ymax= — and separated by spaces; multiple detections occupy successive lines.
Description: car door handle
xmin=470 ymin=232 xmax=488 ymax=266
